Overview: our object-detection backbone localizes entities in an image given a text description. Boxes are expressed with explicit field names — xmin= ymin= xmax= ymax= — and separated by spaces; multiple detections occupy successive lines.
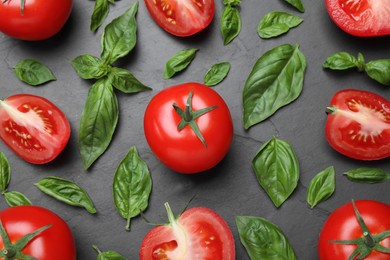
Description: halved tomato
xmin=0 ymin=94 xmax=70 ymax=164
xmin=144 ymin=0 xmax=215 ymax=36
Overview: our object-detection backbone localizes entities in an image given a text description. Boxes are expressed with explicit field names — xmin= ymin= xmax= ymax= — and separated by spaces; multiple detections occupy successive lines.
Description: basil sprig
xmin=252 ymin=137 xmax=299 ymax=207
xmin=306 ymin=166 xmax=335 ymax=208
xmin=220 ymin=0 xmax=241 ymax=45
xmin=14 ymin=59 xmax=56 ymax=86
xmin=163 ymin=48 xmax=197 ymax=79
xmin=282 ymin=0 xmax=305 ymax=12
xmin=258 ymin=11 xmax=303 ymax=39
xmin=344 ymin=168 xmax=390 ymax=184
xmin=204 ymin=62 xmax=231 ymax=86
xmin=236 ymin=216 xmax=297 ymax=259
xmin=90 ymin=0 xmax=116 ymax=32
xmin=243 ymin=44 xmax=306 ymax=129
xmin=93 ymin=245 xmax=127 ymax=260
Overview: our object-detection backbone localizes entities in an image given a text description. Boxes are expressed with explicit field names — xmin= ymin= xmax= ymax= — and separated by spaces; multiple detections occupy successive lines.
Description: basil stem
xmin=306 ymin=166 xmax=335 ymax=208
xmin=258 ymin=11 xmax=303 ymax=39
xmin=220 ymin=4 xmax=241 ymax=45
xmin=283 ymin=0 xmax=304 ymax=12
xmin=163 ymin=48 xmax=198 ymax=79
xmin=0 ymin=152 xmax=10 ymax=192
xmin=344 ymin=168 xmax=390 ymax=184
xmin=3 ymin=191 xmax=32 ymax=207
xmin=14 ymin=59 xmax=56 ymax=86
xmin=204 ymin=62 xmax=231 ymax=86
xmin=92 ymin=245 xmax=127 ymax=260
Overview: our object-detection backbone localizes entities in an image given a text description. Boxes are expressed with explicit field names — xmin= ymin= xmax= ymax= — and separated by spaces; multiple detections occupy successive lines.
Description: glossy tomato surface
xmin=144 ymin=0 xmax=215 ymax=36
xmin=0 ymin=0 xmax=73 ymax=40
xmin=325 ymin=0 xmax=390 ymax=37
xmin=325 ymin=89 xmax=390 ymax=160
xmin=0 ymin=94 xmax=71 ymax=164
xmin=0 ymin=206 xmax=76 ymax=260
xmin=318 ymin=200 xmax=390 ymax=260
xmin=144 ymin=82 xmax=233 ymax=174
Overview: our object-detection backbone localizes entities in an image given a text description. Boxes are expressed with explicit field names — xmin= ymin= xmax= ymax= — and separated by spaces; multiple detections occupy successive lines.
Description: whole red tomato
xmin=0 ymin=0 xmax=73 ymax=40
xmin=0 ymin=205 xmax=76 ymax=260
xmin=144 ymin=82 xmax=233 ymax=174
xmin=0 ymin=94 xmax=71 ymax=164
xmin=318 ymin=200 xmax=390 ymax=260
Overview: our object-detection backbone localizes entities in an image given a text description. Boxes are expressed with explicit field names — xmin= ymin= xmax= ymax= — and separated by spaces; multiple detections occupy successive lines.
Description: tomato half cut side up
xmin=325 ymin=89 xmax=390 ymax=160
xmin=0 ymin=94 xmax=71 ymax=164
xmin=144 ymin=0 xmax=215 ymax=36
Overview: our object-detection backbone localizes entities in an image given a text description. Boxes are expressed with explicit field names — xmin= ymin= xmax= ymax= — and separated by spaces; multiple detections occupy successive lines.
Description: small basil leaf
xmin=306 ymin=166 xmax=335 ymax=208
xmin=113 ymin=146 xmax=152 ymax=231
xmin=252 ymin=137 xmax=299 ymax=207
xmin=220 ymin=6 xmax=241 ymax=45
xmin=35 ymin=176 xmax=96 ymax=214
xmin=90 ymin=0 xmax=110 ymax=32
xmin=98 ymin=251 xmax=127 ymax=260
xmin=344 ymin=168 xmax=390 ymax=184
xmin=323 ymin=52 xmax=358 ymax=70
xmin=3 ymin=191 xmax=32 ymax=207
xmin=163 ymin=48 xmax=197 ymax=79
xmin=79 ymin=79 xmax=119 ymax=169
xmin=0 ymin=152 xmax=10 ymax=191
xmin=14 ymin=59 xmax=56 ymax=86
xmin=258 ymin=11 xmax=303 ymax=39
xmin=243 ymin=44 xmax=306 ymax=129
xmin=108 ymin=67 xmax=151 ymax=93
xmin=204 ymin=62 xmax=231 ymax=86
xmin=101 ymin=2 xmax=138 ymax=64
xmin=365 ymin=59 xmax=390 ymax=86
xmin=236 ymin=216 xmax=297 ymax=259
xmin=71 ymin=54 xmax=108 ymax=80
xmin=283 ymin=0 xmax=304 ymax=12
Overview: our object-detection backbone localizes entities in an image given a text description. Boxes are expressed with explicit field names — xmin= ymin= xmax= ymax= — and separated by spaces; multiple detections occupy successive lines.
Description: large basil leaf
xmin=283 ymin=0 xmax=304 ymax=12
xmin=236 ymin=216 xmax=297 ymax=259
xmin=71 ymin=54 xmax=108 ymax=80
xmin=252 ymin=137 xmax=299 ymax=207
xmin=113 ymin=146 xmax=152 ymax=231
xmin=93 ymin=245 xmax=127 ymax=260
xmin=0 ymin=152 xmax=10 ymax=191
xmin=365 ymin=59 xmax=390 ymax=86
xmin=204 ymin=62 xmax=231 ymax=86
xmin=258 ymin=11 xmax=303 ymax=39
xmin=90 ymin=0 xmax=113 ymax=32
xmin=306 ymin=166 xmax=335 ymax=208
xmin=323 ymin=52 xmax=359 ymax=70
xmin=101 ymin=2 xmax=138 ymax=64
xmin=14 ymin=59 xmax=56 ymax=86
xmin=344 ymin=168 xmax=390 ymax=184
xmin=108 ymin=67 xmax=151 ymax=93
xmin=220 ymin=6 xmax=241 ymax=45
xmin=163 ymin=48 xmax=197 ymax=79
xmin=79 ymin=79 xmax=119 ymax=169
xmin=243 ymin=44 xmax=306 ymax=129
xmin=35 ymin=176 xmax=96 ymax=214
xmin=4 ymin=191 xmax=32 ymax=207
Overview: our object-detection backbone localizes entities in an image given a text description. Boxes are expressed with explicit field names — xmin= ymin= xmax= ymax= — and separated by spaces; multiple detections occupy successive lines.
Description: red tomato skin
xmin=144 ymin=82 xmax=233 ymax=174
xmin=0 ymin=0 xmax=73 ymax=41
xmin=0 ymin=205 xmax=76 ymax=260
xmin=318 ymin=200 xmax=390 ymax=260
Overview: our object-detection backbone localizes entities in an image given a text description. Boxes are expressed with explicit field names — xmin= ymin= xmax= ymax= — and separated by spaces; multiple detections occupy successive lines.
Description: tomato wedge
xmin=0 ymin=94 xmax=70 ymax=164
xmin=325 ymin=89 xmax=390 ymax=160
xmin=325 ymin=0 xmax=390 ymax=37
xmin=144 ymin=0 xmax=215 ymax=36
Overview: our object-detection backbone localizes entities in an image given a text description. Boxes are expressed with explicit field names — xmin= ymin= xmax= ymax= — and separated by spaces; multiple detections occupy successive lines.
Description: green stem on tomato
xmin=92 ymin=245 xmax=102 ymax=255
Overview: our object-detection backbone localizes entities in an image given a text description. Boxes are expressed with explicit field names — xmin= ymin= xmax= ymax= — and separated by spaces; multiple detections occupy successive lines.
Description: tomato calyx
xmin=2 ymin=0 xmax=26 ymax=15
xmin=172 ymin=90 xmax=217 ymax=147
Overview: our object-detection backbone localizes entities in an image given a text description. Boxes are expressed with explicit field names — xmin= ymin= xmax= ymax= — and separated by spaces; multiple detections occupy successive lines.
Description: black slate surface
xmin=0 ymin=0 xmax=389 ymax=259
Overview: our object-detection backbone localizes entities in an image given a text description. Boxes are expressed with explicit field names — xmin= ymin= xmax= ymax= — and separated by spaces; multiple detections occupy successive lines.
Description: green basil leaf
xmin=204 ymin=62 xmax=231 ymax=86
xmin=365 ymin=59 xmax=390 ymax=86
xmin=90 ymin=0 xmax=110 ymax=32
xmin=101 ymin=2 xmax=138 ymax=64
xmin=223 ymin=0 xmax=240 ymax=6
xmin=306 ymin=166 xmax=335 ymax=208
xmin=98 ymin=251 xmax=127 ymax=260
xmin=0 ymin=152 xmax=10 ymax=191
xmin=252 ymin=137 xmax=299 ymax=207
xmin=14 ymin=59 xmax=56 ymax=86
xmin=108 ymin=67 xmax=151 ymax=93
xmin=220 ymin=6 xmax=241 ymax=45
xmin=113 ymin=146 xmax=152 ymax=231
xmin=79 ymin=79 xmax=119 ymax=169
xmin=236 ymin=216 xmax=297 ymax=259
xmin=258 ymin=11 xmax=303 ymax=39
xmin=35 ymin=176 xmax=96 ymax=214
xmin=323 ymin=52 xmax=358 ymax=70
xmin=283 ymin=0 xmax=305 ymax=12
xmin=71 ymin=54 xmax=108 ymax=80
xmin=344 ymin=168 xmax=390 ymax=184
xmin=3 ymin=191 xmax=32 ymax=207
xmin=243 ymin=44 xmax=306 ymax=129
xmin=163 ymin=48 xmax=197 ymax=79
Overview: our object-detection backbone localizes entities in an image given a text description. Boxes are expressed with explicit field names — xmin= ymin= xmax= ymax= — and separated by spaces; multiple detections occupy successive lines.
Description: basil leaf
xmin=252 ymin=137 xmax=299 ymax=207
xmin=0 ymin=152 xmax=10 ymax=191
xmin=14 ymin=59 xmax=56 ymax=86
xmin=79 ymin=79 xmax=119 ymax=169
xmin=163 ymin=48 xmax=197 ymax=79
xmin=236 ymin=216 xmax=297 ymax=259
xmin=35 ymin=176 xmax=97 ymax=214
xmin=3 ymin=191 xmax=32 ymax=207
xmin=204 ymin=62 xmax=231 ymax=86
xmin=93 ymin=245 xmax=127 ymax=260
xmin=306 ymin=166 xmax=335 ymax=208
xmin=323 ymin=52 xmax=358 ymax=70
xmin=101 ymin=2 xmax=138 ymax=64
xmin=220 ymin=6 xmax=241 ymax=45
xmin=90 ymin=0 xmax=110 ymax=32
xmin=223 ymin=0 xmax=240 ymax=6
xmin=365 ymin=59 xmax=390 ymax=86
xmin=243 ymin=44 xmax=306 ymax=129
xmin=283 ymin=0 xmax=304 ymax=12
xmin=71 ymin=54 xmax=108 ymax=80
xmin=113 ymin=146 xmax=152 ymax=231
xmin=344 ymin=168 xmax=390 ymax=184
xmin=108 ymin=67 xmax=151 ymax=93
xmin=258 ymin=11 xmax=303 ymax=39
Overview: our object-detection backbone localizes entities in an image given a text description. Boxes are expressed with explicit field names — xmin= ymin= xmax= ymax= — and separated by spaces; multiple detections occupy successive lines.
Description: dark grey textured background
xmin=0 ymin=0 xmax=389 ymax=259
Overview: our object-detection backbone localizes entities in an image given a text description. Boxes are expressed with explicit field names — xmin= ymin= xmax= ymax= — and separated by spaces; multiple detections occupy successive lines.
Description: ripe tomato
xmin=144 ymin=0 xmax=215 ymax=36
xmin=0 ymin=94 xmax=71 ymax=164
xmin=144 ymin=82 xmax=233 ymax=174
xmin=325 ymin=0 xmax=390 ymax=37
xmin=140 ymin=203 xmax=235 ymax=259
xmin=0 ymin=205 xmax=76 ymax=260
xmin=0 ymin=0 xmax=73 ymax=41
xmin=325 ymin=89 xmax=390 ymax=160
xmin=318 ymin=200 xmax=390 ymax=260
